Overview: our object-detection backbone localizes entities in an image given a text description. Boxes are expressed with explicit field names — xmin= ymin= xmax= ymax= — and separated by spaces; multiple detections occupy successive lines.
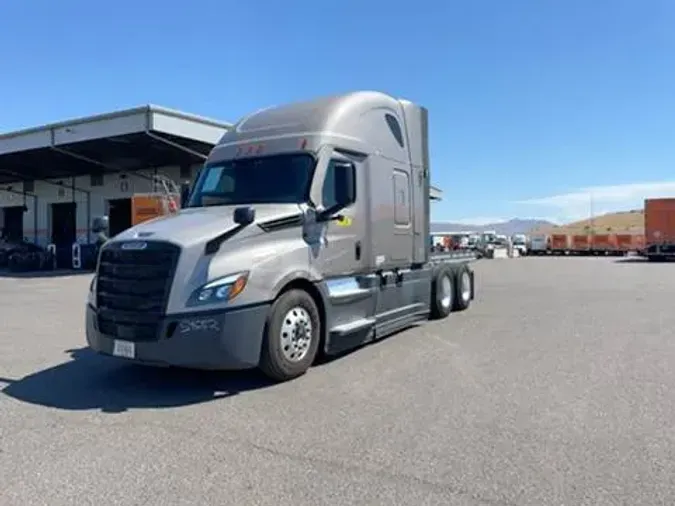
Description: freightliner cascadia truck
xmin=86 ymin=91 xmax=477 ymax=382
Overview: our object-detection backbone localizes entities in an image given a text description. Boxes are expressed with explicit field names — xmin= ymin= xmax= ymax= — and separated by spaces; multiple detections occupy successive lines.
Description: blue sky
xmin=1 ymin=0 xmax=674 ymax=224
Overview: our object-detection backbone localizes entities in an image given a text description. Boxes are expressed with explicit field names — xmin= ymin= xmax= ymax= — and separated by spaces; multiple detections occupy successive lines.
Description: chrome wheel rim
xmin=280 ymin=306 xmax=313 ymax=362
xmin=461 ymin=272 xmax=471 ymax=302
xmin=440 ymin=275 xmax=452 ymax=309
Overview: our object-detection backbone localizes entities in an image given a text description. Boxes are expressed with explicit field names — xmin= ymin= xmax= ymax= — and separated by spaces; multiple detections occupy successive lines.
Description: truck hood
xmin=110 ymin=204 xmax=302 ymax=248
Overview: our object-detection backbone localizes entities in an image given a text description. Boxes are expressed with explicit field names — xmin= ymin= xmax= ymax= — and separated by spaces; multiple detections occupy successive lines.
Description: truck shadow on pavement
xmin=614 ymin=257 xmax=670 ymax=264
xmin=0 ymin=347 xmax=275 ymax=413
xmin=614 ymin=258 xmax=647 ymax=264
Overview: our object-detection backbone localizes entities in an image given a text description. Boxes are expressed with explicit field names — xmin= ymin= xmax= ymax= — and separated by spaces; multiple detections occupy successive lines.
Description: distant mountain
xmin=430 ymin=218 xmax=556 ymax=236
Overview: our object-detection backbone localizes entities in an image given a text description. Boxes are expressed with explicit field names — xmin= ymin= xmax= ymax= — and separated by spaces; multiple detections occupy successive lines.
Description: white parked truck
xmin=86 ymin=91 xmax=477 ymax=382
xmin=511 ymin=234 xmax=528 ymax=256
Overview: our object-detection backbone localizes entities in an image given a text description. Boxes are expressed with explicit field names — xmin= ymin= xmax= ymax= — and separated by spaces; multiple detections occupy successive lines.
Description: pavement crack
xmin=242 ymin=440 xmax=517 ymax=506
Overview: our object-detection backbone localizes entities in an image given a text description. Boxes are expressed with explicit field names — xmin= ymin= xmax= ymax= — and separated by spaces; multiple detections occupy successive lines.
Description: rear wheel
xmin=259 ymin=289 xmax=321 ymax=382
xmin=430 ymin=266 xmax=454 ymax=320
xmin=453 ymin=266 xmax=472 ymax=311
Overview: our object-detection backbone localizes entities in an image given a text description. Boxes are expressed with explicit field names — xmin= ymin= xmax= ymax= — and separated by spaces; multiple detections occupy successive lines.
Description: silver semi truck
xmin=86 ymin=91 xmax=477 ymax=382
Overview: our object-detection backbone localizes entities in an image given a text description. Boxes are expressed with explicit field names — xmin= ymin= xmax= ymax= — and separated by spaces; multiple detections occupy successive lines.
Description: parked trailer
xmin=85 ymin=91 xmax=478 ymax=382
xmin=570 ymin=234 xmax=590 ymax=255
xmin=529 ymin=235 xmax=549 ymax=255
xmin=589 ymin=233 xmax=629 ymax=256
xmin=527 ymin=232 xmax=644 ymax=257
xmin=601 ymin=233 xmax=645 ymax=257
xmin=589 ymin=234 xmax=614 ymax=255
xmin=644 ymin=198 xmax=675 ymax=261
xmin=550 ymin=234 xmax=569 ymax=254
xmin=615 ymin=234 xmax=633 ymax=254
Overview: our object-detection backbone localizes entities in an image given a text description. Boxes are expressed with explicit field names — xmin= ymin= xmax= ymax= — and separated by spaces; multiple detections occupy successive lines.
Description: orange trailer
xmin=550 ymin=234 xmax=569 ymax=253
xmin=615 ymin=234 xmax=633 ymax=252
xmin=644 ymin=198 xmax=675 ymax=260
xmin=590 ymin=234 xmax=620 ymax=255
xmin=570 ymin=234 xmax=590 ymax=254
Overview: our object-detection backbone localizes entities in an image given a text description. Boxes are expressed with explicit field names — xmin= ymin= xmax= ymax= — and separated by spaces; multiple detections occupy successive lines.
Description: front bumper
xmin=85 ymin=303 xmax=270 ymax=370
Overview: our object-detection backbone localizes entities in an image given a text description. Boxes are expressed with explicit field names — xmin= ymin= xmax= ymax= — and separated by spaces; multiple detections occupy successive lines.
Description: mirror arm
xmin=317 ymin=210 xmax=345 ymax=223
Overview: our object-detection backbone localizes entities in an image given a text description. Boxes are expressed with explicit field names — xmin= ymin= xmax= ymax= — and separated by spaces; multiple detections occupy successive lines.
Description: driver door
xmin=309 ymin=157 xmax=366 ymax=278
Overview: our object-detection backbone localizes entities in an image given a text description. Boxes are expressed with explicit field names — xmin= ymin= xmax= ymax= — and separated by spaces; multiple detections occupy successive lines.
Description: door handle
xmin=355 ymin=241 xmax=361 ymax=261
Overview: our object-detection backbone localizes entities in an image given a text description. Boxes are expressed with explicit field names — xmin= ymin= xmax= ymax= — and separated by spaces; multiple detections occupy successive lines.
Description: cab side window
xmin=322 ymin=159 xmax=356 ymax=209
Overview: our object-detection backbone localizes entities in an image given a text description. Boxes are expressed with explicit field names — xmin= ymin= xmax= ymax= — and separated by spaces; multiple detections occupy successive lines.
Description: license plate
xmin=112 ymin=339 xmax=135 ymax=359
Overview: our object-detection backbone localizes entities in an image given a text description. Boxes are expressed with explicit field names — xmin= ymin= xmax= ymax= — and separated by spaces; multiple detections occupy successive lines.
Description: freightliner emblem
xmin=121 ymin=241 xmax=148 ymax=250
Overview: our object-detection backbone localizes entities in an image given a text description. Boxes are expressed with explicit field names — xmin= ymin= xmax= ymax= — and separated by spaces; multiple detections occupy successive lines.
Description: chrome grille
xmin=96 ymin=241 xmax=180 ymax=341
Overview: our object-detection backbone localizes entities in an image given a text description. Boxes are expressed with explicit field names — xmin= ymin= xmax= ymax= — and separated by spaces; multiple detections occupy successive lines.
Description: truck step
xmin=330 ymin=317 xmax=376 ymax=337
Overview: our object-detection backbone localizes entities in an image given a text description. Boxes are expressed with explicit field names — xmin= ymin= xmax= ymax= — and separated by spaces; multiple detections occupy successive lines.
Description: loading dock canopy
xmin=0 ymin=106 xmax=233 ymax=185
xmin=0 ymin=103 xmax=443 ymax=200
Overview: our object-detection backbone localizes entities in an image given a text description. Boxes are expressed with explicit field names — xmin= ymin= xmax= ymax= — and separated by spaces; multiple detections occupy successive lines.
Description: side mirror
xmin=92 ymin=215 xmax=109 ymax=233
xmin=233 ymin=206 xmax=256 ymax=226
xmin=318 ymin=162 xmax=356 ymax=221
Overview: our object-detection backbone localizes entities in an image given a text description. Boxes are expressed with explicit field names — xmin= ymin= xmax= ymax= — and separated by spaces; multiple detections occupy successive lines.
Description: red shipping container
xmin=571 ymin=234 xmax=590 ymax=251
xmin=591 ymin=234 xmax=617 ymax=251
xmin=550 ymin=234 xmax=569 ymax=250
xmin=645 ymin=198 xmax=675 ymax=245
xmin=615 ymin=234 xmax=633 ymax=251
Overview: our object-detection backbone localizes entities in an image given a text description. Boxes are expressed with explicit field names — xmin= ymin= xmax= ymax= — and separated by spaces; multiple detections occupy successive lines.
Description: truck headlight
xmin=189 ymin=271 xmax=249 ymax=306
xmin=87 ymin=275 xmax=97 ymax=308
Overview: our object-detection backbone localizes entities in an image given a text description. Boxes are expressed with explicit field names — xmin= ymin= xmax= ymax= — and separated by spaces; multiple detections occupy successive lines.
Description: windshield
xmin=187 ymin=153 xmax=316 ymax=208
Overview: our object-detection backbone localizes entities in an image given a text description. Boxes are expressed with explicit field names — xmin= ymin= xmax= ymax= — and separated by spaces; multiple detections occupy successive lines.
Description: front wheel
xmin=259 ymin=289 xmax=321 ymax=382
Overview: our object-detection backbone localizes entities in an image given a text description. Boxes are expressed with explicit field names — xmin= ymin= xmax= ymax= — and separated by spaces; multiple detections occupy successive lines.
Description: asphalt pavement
xmin=1 ymin=256 xmax=674 ymax=506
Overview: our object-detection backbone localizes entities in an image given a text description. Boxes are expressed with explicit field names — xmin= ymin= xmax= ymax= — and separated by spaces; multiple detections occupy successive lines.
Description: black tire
xmin=648 ymin=254 xmax=666 ymax=262
xmin=429 ymin=265 xmax=454 ymax=320
xmin=453 ymin=265 xmax=472 ymax=311
xmin=259 ymin=289 xmax=321 ymax=382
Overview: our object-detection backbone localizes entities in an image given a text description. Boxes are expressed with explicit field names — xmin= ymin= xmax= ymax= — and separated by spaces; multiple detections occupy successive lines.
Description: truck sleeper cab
xmin=85 ymin=91 xmax=477 ymax=382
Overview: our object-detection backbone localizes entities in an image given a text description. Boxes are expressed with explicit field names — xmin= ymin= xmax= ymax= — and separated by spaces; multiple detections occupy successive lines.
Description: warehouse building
xmin=0 ymin=106 xmax=230 ymax=247
xmin=0 ymin=105 xmax=443 ymax=250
